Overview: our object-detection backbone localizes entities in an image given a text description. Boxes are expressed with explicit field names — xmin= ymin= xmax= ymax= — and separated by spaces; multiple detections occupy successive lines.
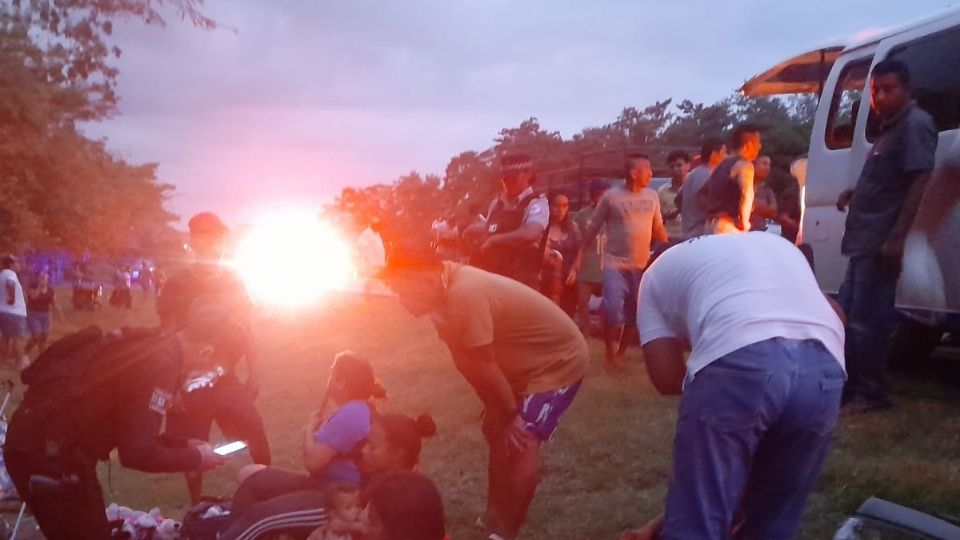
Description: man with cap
xmin=570 ymin=180 xmax=610 ymax=333
xmin=4 ymin=300 xmax=235 ymax=540
xmin=158 ymin=212 xmax=272 ymax=503
xmin=471 ymin=154 xmax=550 ymax=288
xmin=378 ymin=243 xmax=588 ymax=540
xmin=0 ymin=255 xmax=28 ymax=367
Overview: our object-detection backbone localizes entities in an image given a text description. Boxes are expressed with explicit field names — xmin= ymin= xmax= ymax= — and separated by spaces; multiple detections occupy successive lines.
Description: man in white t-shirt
xmin=626 ymin=233 xmax=845 ymax=540
xmin=0 ymin=255 xmax=28 ymax=367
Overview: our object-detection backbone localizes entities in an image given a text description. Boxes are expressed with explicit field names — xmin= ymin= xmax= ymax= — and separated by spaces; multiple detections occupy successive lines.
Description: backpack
xmin=12 ymin=326 xmax=163 ymax=457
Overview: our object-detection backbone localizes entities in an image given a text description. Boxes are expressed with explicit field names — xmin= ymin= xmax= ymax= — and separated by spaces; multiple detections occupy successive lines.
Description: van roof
xmin=741 ymin=6 xmax=960 ymax=97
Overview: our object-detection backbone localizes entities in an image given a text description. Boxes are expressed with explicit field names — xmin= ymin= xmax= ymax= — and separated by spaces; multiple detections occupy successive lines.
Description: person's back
xmin=640 ymin=233 xmax=844 ymax=375
xmin=704 ymin=156 xmax=744 ymax=224
xmin=443 ymin=263 xmax=588 ymax=395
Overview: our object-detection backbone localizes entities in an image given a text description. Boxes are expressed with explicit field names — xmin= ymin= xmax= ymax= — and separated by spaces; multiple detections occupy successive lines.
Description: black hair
xmin=332 ymin=351 xmax=387 ymax=402
xmin=0 ymin=255 xmax=15 ymax=270
xmin=365 ymin=471 xmax=446 ymax=540
xmin=547 ymin=191 xmax=573 ymax=232
xmin=666 ymin=150 xmax=691 ymax=164
xmin=379 ymin=241 xmax=444 ymax=280
xmin=872 ymin=58 xmax=911 ymax=88
xmin=624 ymin=152 xmax=651 ymax=182
xmin=730 ymin=123 xmax=761 ymax=151
xmin=376 ymin=413 xmax=437 ymax=471
xmin=700 ymin=137 xmax=725 ymax=164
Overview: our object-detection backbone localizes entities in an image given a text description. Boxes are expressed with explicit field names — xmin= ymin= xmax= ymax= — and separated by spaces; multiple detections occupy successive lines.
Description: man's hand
xmin=483 ymin=413 xmax=536 ymax=454
xmin=194 ymin=443 xmax=226 ymax=471
xmin=880 ymin=238 xmax=905 ymax=273
xmin=565 ymin=269 xmax=578 ymax=287
xmin=837 ymin=189 xmax=854 ymax=211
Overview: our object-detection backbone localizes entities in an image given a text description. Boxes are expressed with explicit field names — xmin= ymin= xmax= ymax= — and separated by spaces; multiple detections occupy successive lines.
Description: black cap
xmin=500 ymin=154 xmax=533 ymax=174
xmin=188 ymin=212 xmax=228 ymax=237
xmin=588 ymin=179 xmax=610 ymax=196
xmin=377 ymin=241 xmax=442 ymax=279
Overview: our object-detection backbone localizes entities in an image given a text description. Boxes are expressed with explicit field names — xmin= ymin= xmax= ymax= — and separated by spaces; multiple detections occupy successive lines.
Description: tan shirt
xmin=437 ymin=263 xmax=588 ymax=395
xmin=657 ymin=182 xmax=683 ymax=241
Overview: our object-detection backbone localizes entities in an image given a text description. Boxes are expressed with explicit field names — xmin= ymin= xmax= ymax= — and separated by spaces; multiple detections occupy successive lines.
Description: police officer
xmin=471 ymin=154 xmax=550 ymax=288
xmin=159 ymin=212 xmax=271 ymax=503
xmin=4 ymin=302 xmax=235 ymax=540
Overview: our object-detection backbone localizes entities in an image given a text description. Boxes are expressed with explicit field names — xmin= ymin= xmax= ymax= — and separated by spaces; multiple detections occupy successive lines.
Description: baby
xmin=306 ymin=485 xmax=365 ymax=540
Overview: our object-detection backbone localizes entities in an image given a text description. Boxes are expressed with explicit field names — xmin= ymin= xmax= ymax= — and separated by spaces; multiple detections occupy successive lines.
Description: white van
xmin=742 ymin=7 xmax=960 ymax=329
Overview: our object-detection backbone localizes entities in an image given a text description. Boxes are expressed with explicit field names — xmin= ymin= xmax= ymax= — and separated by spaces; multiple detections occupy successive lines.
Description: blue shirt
xmin=313 ymin=400 xmax=371 ymax=485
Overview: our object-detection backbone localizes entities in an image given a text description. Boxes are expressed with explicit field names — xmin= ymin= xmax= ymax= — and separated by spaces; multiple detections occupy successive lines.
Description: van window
xmin=886 ymin=26 xmax=960 ymax=133
xmin=825 ymin=59 xmax=871 ymax=150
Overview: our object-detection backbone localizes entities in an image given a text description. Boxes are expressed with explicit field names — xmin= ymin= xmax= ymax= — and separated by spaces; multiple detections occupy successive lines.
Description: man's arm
xmin=450 ymin=345 xmax=517 ymax=418
xmin=640 ymin=338 xmax=687 ymax=395
xmin=737 ymin=161 xmax=755 ymax=230
xmin=117 ymin=386 xmax=205 ymax=473
xmin=482 ymin=222 xmax=545 ymax=249
xmin=882 ymin=170 xmax=932 ymax=258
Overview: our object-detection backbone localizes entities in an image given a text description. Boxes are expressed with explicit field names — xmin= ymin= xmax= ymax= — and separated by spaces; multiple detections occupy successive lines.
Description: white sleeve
xmin=522 ymin=197 xmax=549 ymax=230
xmin=637 ymin=270 xmax=678 ymax=344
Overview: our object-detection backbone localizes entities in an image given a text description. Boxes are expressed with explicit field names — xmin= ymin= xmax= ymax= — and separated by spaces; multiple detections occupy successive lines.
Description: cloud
xmin=81 ymin=0 xmax=956 ymax=224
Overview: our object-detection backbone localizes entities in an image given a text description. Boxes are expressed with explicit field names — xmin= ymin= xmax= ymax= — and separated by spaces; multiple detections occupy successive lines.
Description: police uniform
xmin=472 ymin=186 xmax=550 ymax=288
xmin=4 ymin=330 xmax=201 ymax=540
xmin=157 ymin=265 xmax=271 ymax=467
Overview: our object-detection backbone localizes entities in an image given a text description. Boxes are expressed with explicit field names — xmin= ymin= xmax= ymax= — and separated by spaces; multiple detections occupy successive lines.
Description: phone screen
xmin=214 ymin=441 xmax=248 ymax=456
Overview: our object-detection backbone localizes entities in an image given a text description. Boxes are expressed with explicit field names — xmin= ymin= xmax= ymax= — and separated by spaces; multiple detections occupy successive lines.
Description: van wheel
xmin=888 ymin=323 xmax=945 ymax=370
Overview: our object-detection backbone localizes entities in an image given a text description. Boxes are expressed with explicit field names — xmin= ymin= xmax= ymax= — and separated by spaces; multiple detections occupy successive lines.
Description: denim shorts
xmin=26 ymin=311 xmax=51 ymax=336
xmin=519 ymin=379 xmax=583 ymax=441
xmin=601 ymin=267 xmax=643 ymax=326
xmin=0 ymin=312 xmax=25 ymax=339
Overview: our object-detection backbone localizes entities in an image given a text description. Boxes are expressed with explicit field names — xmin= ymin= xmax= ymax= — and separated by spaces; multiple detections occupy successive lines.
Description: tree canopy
xmin=0 ymin=0 xmax=212 ymax=254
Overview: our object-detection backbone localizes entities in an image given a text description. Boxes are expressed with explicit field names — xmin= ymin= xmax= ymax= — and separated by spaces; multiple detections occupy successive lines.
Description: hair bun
xmin=371 ymin=380 xmax=388 ymax=400
xmin=414 ymin=414 xmax=437 ymax=438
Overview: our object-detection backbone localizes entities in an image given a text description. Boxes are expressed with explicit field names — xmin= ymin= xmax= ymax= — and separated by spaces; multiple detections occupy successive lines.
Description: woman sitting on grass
xmin=219 ymin=351 xmax=436 ymax=540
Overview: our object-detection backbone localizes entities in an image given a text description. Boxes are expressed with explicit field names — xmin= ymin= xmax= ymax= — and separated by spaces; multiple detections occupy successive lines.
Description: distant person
xmin=835 ymin=59 xmax=937 ymax=415
xmin=749 ymin=154 xmax=778 ymax=232
xmin=111 ymin=265 xmax=133 ymax=310
xmin=159 ymin=212 xmax=271 ymax=503
xmin=471 ymin=154 xmax=549 ymax=288
xmin=540 ymin=191 xmax=582 ymax=316
xmin=139 ymin=261 xmax=154 ymax=297
xmin=704 ymin=124 xmax=763 ymax=234
xmin=4 ymin=302 xmax=237 ymax=540
xmin=0 ymin=255 xmax=27 ymax=368
xmin=379 ymin=245 xmax=588 ymax=540
xmin=571 ymin=180 xmax=610 ymax=333
xmin=431 ymin=214 xmax=460 ymax=261
xmin=676 ymin=138 xmax=727 ymax=239
xmin=628 ymin=233 xmax=845 ymax=540
xmin=357 ymin=218 xmax=388 ymax=296
xmin=25 ymin=270 xmax=64 ymax=355
xmin=767 ymin=166 xmax=804 ymax=244
xmin=658 ymin=150 xmax=690 ymax=241
xmin=582 ymin=153 xmax=668 ymax=371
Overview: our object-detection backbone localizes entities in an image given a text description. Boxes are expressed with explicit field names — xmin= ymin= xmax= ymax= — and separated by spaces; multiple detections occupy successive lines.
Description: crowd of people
xmin=0 ymin=57 xmax=957 ymax=540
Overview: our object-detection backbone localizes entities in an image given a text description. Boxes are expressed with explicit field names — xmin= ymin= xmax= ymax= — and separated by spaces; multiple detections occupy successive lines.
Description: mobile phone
xmin=213 ymin=441 xmax=248 ymax=457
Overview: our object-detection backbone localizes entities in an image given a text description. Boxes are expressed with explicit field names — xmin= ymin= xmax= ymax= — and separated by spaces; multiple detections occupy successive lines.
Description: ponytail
xmin=331 ymin=351 xmax=387 ymax=402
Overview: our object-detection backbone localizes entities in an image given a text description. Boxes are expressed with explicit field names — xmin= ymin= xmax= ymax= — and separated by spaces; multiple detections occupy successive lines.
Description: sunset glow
xmin=231 ymin=211 xmax=355 ymax=307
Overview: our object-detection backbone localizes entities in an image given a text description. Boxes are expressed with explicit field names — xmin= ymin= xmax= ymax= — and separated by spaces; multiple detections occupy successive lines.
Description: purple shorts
xmin=519 ymin=379 xmax=583 ymax=441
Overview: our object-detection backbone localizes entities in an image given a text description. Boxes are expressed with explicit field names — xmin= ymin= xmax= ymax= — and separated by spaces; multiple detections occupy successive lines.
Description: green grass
xmin=3 ymin=290 xmax=960 ymax=539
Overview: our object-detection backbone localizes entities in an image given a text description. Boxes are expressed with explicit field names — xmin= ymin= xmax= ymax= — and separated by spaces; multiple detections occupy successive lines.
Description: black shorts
xmin=166 ymin=375 xmax=265 ymax=444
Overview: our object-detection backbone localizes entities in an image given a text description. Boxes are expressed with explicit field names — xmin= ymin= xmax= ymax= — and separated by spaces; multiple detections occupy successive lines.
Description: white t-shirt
xmin=637 ymin=233 xmax=845 ymax=379
xmin=0 ymin=269 xmax=27 ymax=317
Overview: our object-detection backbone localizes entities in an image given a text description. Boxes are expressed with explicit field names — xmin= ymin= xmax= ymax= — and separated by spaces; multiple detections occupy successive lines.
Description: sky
xmin=81 ymin=0 xmax=957 ymax=226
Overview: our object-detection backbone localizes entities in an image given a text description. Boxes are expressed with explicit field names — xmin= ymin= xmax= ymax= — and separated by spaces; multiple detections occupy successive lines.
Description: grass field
xmin=3 ymin=289 xmax=960 ymax=539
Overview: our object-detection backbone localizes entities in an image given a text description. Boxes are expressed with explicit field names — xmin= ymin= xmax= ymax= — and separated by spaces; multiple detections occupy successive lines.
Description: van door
xmin=802 ymin=50 xmax=875 ymax=293
xmin=871 ymin=21 xmax=960 ymax=313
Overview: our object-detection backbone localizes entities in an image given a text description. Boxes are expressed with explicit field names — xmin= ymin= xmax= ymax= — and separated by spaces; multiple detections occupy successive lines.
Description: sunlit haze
xmin=230 ymin=211 xmax=356 ymax=307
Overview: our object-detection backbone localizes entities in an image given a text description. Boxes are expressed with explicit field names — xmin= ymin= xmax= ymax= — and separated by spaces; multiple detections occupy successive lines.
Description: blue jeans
xmin=837 ymin=255 xmax=898 ymax=402
xmin=600 ymin=267 xmax=643 ymax=327
xmin=663 ymin=338 xmax=844 ymax=540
